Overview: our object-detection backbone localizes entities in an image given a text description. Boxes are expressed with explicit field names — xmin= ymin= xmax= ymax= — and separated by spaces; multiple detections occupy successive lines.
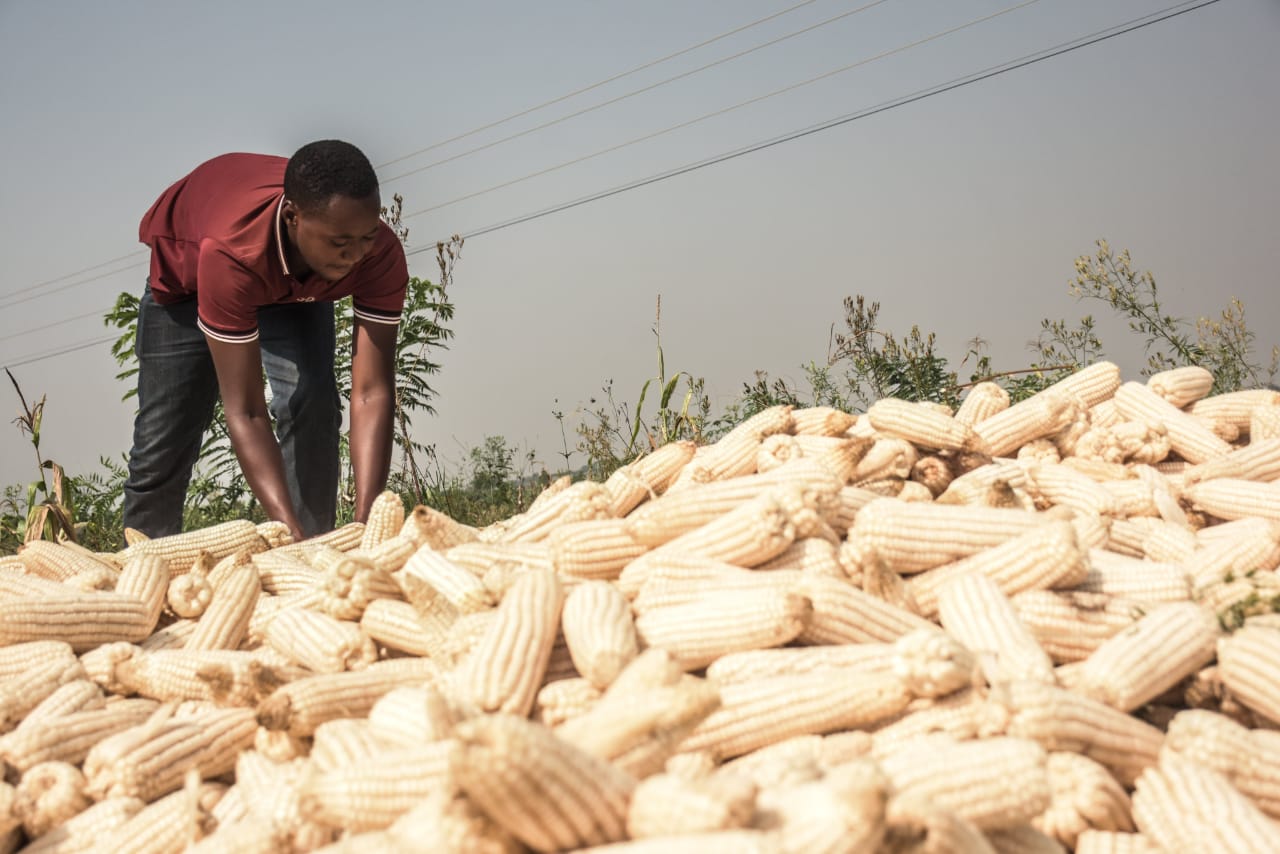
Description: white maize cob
xmin=1114 ymin=382 xmax=1232 ymax=463
xmin=1072 ymin=602 xmax=1220 ymax=712
xmin=1215 ymin=626 xmax=1280 ymax=726
xmin=705 ymin=644 xmax=894 ymax=686
xmin=452 ymin=713 xmax=635 ymax=851
xmin=118 ymin=520 xmax=266 ymax=577
xmin=1074 ymin=830 xmax=1163 ymax=854
xmin=1146 ymin=366 xmax=1215 ymax=408
xmin=1184 ymin=437 xmax=1280 ymax=486
xmin=679 ymin=669 xmax=911 ymax=760
xmin=1163 ymin=708 xmax=1280 ymax=819
xmin=881 ymin=793 xmax=998 ymax=854
xmin=454 ymin=567 xmax=564 ymax=716
xmin=603 ymin=440 xmax=697 ymax=517
xmin=907 ymin=520 xmax=1086 ymax=619
xmin=535 ymin=677 xmax=602 ymax=727
xmin=264 ymin=607 xmax=378 ymax=673
xmin=955 ymin=381 xmax=1011 ymax=426
xmin=975 ymin=391 xmax=1080 ymax=458
xmin=770 ymin=759 xmax=888 ymax=854
xmin=634 ymin=587 xmax=811 ymax=671
xmin=625 ymin=772 xmax=756 ymax=840
xmin=851 ymin=498 xmax=1044 ymax=575
xmin=298 ymin=739 xmax=459 ymax=832
xmin=1184 ymin=518 xmax=1280 ymax=587
xmin=937 ymin=573 xmax=1056 ymax=684
xmin=879 ymin=736 xmax=1051 ymax=830
xmin=791 ymin=405 xmax=856 ymax=436
xmin=443 ymin=540 xmax=554 ymax=575
xmin=1132 ymin=754 xmax=1280 ymax=853
xmin=1188 ymin=388 xmax=1280 ymax=431
xmin=498 ymin=480 xmax=615 ymax=543
xmin=549 ymin=519 xmax=649 ymax=580
xmin=1185 ymin=477 xmax=1280 ymax=522
xmin=401 ymin=545 xmax=495 ymax=613
xmin=1032 ymin=751 xmax=1135 ymax=848
xmin=669 ymin=405 xmax=793 ymax=491
xmin=852 ymin=437 xmax=918 ymax=483
xmin=1011 ymin=590 xmax=1144 ymax=664
xmin=797 ymin=572 xmax=936 ymax=645
xmin=1251 ymin=404 xmax=1280 ymax=442
xmin=1080 ymin=549 xmax=1192 ymax=605
xmin=866 ymin=397 xmax=985 ymax=453
xmin=561 ymin=580 xmax=638 ymax=688
xmin=358 ymin=491 xmax=406 ymax=551
xmin=1004 ymin=680 xmax=1164 ymax=787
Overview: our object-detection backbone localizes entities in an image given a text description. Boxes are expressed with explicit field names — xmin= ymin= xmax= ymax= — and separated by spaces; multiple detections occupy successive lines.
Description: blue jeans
xmin=122 ymin=285 xmax=341 ymax=538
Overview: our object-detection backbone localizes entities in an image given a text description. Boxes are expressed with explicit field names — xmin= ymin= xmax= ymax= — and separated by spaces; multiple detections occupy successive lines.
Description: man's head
xmin=282 ymin=140 xmax=382 ymax=282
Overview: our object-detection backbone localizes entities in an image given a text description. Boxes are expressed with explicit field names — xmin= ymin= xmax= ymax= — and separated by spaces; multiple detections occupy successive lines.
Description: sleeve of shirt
xmin=351 ymin=228 xmax=409 ymax=326
xmin=195 ymin=242 xmax=261 ymax=343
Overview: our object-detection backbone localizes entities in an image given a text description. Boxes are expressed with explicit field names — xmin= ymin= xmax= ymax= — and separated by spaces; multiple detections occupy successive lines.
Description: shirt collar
xmin=275 ymin=195 xmax=291 ymax=276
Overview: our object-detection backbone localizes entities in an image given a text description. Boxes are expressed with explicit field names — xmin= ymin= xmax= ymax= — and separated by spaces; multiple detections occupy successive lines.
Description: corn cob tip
xmin=255 ymin=693 xmax=292 ymax=731
xmin=123 ymin=528 xmax=151 ymax=546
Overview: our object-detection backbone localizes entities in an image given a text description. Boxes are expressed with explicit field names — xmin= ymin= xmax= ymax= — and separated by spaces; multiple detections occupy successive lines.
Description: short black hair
xmin=284 ymin=140 xmax=379 ymax=211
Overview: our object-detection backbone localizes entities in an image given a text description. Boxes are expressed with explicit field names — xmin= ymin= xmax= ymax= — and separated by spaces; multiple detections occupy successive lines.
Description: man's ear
xmin=281 ymin=198 xmax=300 ymax=228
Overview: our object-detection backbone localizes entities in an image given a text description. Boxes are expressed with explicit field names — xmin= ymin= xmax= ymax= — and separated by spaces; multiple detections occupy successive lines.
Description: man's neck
xmin=278 ymin=204 xmax=312 ymax=279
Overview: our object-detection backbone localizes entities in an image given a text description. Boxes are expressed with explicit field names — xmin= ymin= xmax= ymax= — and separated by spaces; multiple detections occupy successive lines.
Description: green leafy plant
xmin=105 ymin=291 xmax=140 ymax=399
xmin=3 ymin=369 xmax=77 ymax=545
xmin=65 ymin=456 xmax=130 ymax=552
xmin=628 ymin=295 xmax=706 ymax=454
xmin=722 ymin=296 xmax=966 ymax=420
xmin=564 ymin=296 xmax=710 ymax=481
xmin=828 ymin=295 xmax=960 ymax=407
xmin=1070 ymin=239 xmax=1278 ymax=392
xmin=404 ymin=435 xmax=541 ymax=529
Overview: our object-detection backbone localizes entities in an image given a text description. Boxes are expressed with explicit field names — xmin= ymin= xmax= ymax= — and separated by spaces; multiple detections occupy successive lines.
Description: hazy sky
xmin=2 ymin=0 xmax=1277 ymax=492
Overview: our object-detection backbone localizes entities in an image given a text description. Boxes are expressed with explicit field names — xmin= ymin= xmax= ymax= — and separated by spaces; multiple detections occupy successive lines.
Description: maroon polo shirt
xmin=138 ymin=153 xmax=408 ymax=344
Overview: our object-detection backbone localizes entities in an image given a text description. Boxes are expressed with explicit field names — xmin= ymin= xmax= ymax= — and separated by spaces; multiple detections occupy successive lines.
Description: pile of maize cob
xmin=2 ymin=361 xmax=1280 ymax=853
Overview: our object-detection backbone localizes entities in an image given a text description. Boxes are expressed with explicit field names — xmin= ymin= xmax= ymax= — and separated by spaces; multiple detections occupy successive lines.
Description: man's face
xmin=285 ymin=194 xmax=382 ymax=282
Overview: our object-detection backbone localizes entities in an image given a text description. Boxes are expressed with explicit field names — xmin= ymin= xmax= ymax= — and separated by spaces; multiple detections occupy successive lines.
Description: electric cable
xmin=375 ymin=0 xmax=829 ymax=170
xmin=381 ymin=0 xmax=893 ymax=184
xmin=401 ymin=0 xmax=1046 ymax=221
xmin=2 ymin=335 xmax=119 ymax=370
xmin=0 ymin=260 xmax=148 ymax=312
xmin=406 ymin=0 xmax=1218 ymax=248
xmin=0 ymin=307 xmax=116 ymax=346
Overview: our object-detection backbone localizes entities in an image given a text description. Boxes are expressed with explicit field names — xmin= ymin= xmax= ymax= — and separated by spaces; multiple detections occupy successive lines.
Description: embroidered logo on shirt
xmin=296 ymin=296 xmax=316 ymax=302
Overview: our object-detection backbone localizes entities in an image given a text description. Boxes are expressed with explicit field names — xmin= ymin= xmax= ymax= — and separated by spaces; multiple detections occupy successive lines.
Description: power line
xmin=381 ymin=0 xmax=893 ymax=185
xmin=402 ymin=0 xmax=1045 ymax=221
xmin=409 ymin=0 xmax=1219 ymax=249
xmin=1 ymin=334 xmax=118 ymax=371
xmin=8 ymin=0 xmax=1225 ymax=361
xmin=0 ymin=307 xmax=114 ymax=346
xmin=0 ymin=260 xmax=147 ymax=312
xmin=0 ymin=249 xmax=147 ymax=302
xmin=0 ymin=1 xmax=830 ymax=309
xmin=375 ymin=0 xmax=827 ymax=171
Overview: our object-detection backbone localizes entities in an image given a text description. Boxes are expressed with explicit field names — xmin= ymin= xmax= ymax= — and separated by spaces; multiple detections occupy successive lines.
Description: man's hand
xmin=205 ymin=334 xmax=306 ymax=536
xmin=349 ymin=317 xmax=398 ymax=523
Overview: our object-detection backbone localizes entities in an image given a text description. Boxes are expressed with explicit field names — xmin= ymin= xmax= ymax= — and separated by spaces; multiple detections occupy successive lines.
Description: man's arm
xmin=349 ymin=317 xmax=398 ymax=523
xmin=205 ymin=336 xmax=305 ymax=540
